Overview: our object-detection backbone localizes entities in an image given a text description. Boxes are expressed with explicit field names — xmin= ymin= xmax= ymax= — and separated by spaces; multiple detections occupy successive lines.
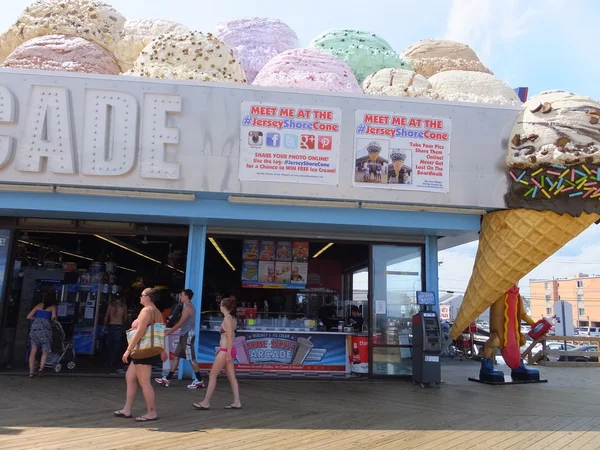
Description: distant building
xmin=439 ymin=293 xmax=490 ymax=323
xmin=530 ymin=274 xmax=600 ymax=327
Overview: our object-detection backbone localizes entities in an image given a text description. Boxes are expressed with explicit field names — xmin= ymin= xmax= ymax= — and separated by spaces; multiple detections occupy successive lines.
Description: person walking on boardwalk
xmin=155 ymin=289 xmax=205 ymax=389
xmin=193 ymin=296 xmax=241 ymax=410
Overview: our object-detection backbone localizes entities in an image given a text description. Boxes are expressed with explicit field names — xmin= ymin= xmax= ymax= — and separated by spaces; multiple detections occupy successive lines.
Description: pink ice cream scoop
xmin=2 ymin=34 xmax=121 ymax=75
xmin=253 ymin=48 xmax=362 ymax=93
xmin=213 ymin=17 xmax=300 ymax=83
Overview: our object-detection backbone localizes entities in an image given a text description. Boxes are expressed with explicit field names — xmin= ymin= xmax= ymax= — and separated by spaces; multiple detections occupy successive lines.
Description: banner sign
xmin=239 ymin=101 xmax=342 ymax=185
xmin=242 ymin=239 xmax=308 ymax=289
xmin=353 ymin=110 xmax=451 ymax=193
xmin=197 ymin=330 xmax=347 ymax=373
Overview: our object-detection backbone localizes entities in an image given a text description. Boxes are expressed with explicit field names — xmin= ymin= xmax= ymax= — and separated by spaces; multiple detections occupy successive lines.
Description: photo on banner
xmin=238 ymin=101 xmax=342 ymax=185
xmin=352 ymin=110 xmax=451 ymax=193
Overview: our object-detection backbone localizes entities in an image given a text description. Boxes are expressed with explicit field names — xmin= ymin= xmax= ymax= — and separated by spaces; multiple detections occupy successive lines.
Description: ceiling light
xmin=228 ymin=196 xmax=360 ymax=209
xmin=94 ymin=235 xmax=163 ymax=264
xmin=55 ymin=186 xmax=195 ymax=201
xmin=208 ymin=237 xmax=235 ymax=271
xmin=360 ymin=202 xmax=487 ymax=215
xmin=0 ymin=184 xmax=54 ymax=193
xmin=313 ymin=243 xmax=334 ymax=259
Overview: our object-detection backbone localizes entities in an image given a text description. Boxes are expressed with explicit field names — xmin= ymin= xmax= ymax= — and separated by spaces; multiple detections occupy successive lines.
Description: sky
xmin=2 ymin=0 xmax=600 ymax=300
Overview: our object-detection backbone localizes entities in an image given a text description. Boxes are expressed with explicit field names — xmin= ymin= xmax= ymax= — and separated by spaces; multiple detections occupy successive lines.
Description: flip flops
xmin=224 ymin=405 xmax=242 ymax=410
xmin=114 ymin=411 xmax=132 ymax=418
xmin=135 ymin=416 xmax=158 ymax=422
xmin=192 ymin=403 xmax=209 ymax=410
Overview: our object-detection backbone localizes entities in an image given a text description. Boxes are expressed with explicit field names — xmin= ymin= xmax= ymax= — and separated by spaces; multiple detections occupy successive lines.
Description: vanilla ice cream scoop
xmin=1 ymin=34 xmax=120 ymax=74
xmin=113 ymin=19 xmax=190 ymax=72
xmin=126 ymin=31 xmax=247 ymax=83
xmin=362 ymin=68 xmax=438 ymax=99
xmin=401 ymin=39 xmax=492 ymax=78
xmin=428 ymin=70 xmax=520 ymax=105
xmin=0 ymin=0 xmax=126 ymax=63
xmin=213 ymin=17 xmax=299 ymax=83
xmin=253 ymin=48 xmax=362 ymax=93
xmin=507 ymin=90 xmax=600 ymax=169
xmin=308 ymin=28 xmax=412 ymax=83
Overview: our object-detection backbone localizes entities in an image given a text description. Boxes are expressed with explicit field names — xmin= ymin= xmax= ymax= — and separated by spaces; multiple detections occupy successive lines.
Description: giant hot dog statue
xmin=450 ymin=90 xmax=600 ymax=382
xmin=480 ymin=286 xmax=537 ymax=381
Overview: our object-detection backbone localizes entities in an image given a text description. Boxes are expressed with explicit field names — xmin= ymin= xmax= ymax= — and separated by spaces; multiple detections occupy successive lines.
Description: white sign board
xmin=440 ymin=305 xmax=450 ymax=321
xmin=353 ymin=110 xmax=451 ymax=193
xmin=375 ymin=300 xmax=387 ymax=315
xmin=239 ymin=101 xmax=341 ymax=185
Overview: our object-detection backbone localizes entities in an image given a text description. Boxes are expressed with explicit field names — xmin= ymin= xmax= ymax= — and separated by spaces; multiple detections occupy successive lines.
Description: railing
xmin=522 ymin=335 xmax=600 ymax=367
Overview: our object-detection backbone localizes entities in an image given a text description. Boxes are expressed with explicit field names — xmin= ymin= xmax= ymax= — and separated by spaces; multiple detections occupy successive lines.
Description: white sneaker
xmin=187 ymin=379 xmax=205 ymax=389
xmin=154 ymin=377 xmax=170 ymax=387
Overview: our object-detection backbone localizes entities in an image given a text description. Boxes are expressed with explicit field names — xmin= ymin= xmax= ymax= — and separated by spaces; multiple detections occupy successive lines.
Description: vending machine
xmin=412 ymin=291 xmax=442 ymax=388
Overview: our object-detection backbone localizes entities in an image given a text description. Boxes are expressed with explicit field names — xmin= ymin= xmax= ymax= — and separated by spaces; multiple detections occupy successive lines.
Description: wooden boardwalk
xmin=1 ymin=359 xmax=599 ymax=449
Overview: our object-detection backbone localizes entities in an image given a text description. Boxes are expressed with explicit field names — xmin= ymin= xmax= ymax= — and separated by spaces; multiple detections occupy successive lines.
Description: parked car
xmin=531 ymin=342 xmax=577 ymax=361
xmin=558 ymin=345 xmax=599 ymax=362
xmin=578 ymin=327 xmax=600 ymax=337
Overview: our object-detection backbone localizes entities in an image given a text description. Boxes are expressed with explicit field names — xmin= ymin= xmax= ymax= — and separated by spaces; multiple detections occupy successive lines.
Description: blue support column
xmin=425 ymin=236 xmax=440 ymax=314
xmin=178 ymin=225 xmax=206 ymax=379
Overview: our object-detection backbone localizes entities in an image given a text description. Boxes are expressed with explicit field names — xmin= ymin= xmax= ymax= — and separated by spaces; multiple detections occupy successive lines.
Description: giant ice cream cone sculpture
xmin=450 ymin=90 xmax=600 ymax=340
xmin=450 ymin=209 xmax=598 ymax=338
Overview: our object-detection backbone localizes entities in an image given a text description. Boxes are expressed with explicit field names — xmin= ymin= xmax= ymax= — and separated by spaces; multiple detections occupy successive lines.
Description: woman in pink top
xmin=193 ymin=296 xmax=241 ymax=410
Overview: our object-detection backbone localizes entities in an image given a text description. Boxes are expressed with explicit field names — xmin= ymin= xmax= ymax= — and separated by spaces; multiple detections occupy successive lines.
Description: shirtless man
xmin=104 ymin=297 xmax=128 ymax=365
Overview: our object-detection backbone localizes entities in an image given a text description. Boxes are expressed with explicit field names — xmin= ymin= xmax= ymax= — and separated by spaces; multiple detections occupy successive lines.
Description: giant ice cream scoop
xmin=401 ymin=39 xmax=492 ymax=78
xmin=307 ymin=28 xmax=412 ymax=84
xmin=1 ymin=34 xmax=120 ymax=75
xmin=0 ymin=0 xmax=126 ymax=63
xmin=428 ymin=71 xmax=521 ymax=105
xmin=213 ymin=17 xmax=300 ymax=84
xmin=113 ymin=19 xmax=190 ymax=72
xmin=126 ymin=31 xmax=247 ymax=83
xmin=253 ymin=48 xmax=362 ymax=93
xmin=362 ymin=68 xmax=437 ymax=99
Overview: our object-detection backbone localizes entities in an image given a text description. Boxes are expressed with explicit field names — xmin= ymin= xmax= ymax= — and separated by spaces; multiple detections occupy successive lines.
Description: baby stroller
xmin=36 ymin=320 xmax=76 ymax=373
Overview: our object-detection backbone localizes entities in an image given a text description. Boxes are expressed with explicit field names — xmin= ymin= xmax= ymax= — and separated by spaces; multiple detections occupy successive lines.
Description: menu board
xmin=242 ymin=239 xmax=308 ymax=289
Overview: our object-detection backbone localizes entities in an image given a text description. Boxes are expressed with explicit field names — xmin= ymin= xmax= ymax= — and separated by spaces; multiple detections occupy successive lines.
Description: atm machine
xmin=412 ymin=291 xmax=442 ymax=388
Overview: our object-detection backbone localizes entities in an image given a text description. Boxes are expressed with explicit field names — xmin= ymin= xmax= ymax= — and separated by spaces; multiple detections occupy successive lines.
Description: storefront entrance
xmin=0 ymin=219 xmax=188 ymax=374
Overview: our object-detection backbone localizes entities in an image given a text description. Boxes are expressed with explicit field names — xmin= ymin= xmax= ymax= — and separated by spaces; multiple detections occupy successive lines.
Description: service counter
xmin=197 ymin=329 xmax=367 ymax=376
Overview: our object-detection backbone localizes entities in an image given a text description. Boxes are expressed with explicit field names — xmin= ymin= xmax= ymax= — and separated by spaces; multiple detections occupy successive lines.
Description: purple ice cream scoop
xmin=213 ymin=17 xmax=300 ymax=83
xmin=253 ymin=48 xmax=363 ymax=93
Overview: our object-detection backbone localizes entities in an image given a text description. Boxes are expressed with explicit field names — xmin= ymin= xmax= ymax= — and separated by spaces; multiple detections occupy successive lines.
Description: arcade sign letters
xmin=0 ymin=84 xmax=182 ymax=180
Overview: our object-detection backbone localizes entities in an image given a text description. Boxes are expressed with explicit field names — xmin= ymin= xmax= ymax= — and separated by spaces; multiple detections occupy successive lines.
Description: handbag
xmin=126 ymin=308 xmax=165 ymax=359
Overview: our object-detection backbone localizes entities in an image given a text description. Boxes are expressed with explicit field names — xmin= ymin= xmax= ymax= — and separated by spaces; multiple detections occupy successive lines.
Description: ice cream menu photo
xmin=242 ymin=239 xmax=308 ymax=289
xmin=353 ymin=110 xmax=451 ymax=193
xmin=238 ymin=101 xmax=342 ymax=185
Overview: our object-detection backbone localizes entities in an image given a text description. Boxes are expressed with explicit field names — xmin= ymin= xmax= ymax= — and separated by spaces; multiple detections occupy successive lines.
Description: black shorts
xmin=174 ymin=331 xmax=196 ymax=360
xmin=129 ymin=354 xmax=162 ymax=366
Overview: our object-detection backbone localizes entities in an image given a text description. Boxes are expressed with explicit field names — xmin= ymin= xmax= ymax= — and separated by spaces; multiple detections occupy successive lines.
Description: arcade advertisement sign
xmin=197 ymin=331 xmax=347 ymax=372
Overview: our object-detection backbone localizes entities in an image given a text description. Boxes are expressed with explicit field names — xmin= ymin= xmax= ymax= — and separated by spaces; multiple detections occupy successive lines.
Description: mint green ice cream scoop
xmin=308 ymin=28 xmax=412 ymax=83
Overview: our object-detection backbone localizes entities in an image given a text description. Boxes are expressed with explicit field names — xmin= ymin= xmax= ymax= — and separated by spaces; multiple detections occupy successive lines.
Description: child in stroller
xmin=34 ymin=320 xmax=76 ymax=373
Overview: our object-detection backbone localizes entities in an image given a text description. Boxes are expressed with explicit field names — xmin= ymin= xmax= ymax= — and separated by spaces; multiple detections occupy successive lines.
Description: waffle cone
xmin=449 ymin=209 xmax=598 ymax=339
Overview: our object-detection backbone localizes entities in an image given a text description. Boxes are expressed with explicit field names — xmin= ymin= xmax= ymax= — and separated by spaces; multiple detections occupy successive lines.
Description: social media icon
xmin=266 ymin=132 xmax=281 ymax=147
xmin=300 ymin=134 xmax=315 ymax=150
xmin=317 ymin=136 xmax=332 ymax=150
xmin=248 ymin=131 xmax=263 ymax=147
xmin=283 ymin=134 xmax=298 ymax=149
